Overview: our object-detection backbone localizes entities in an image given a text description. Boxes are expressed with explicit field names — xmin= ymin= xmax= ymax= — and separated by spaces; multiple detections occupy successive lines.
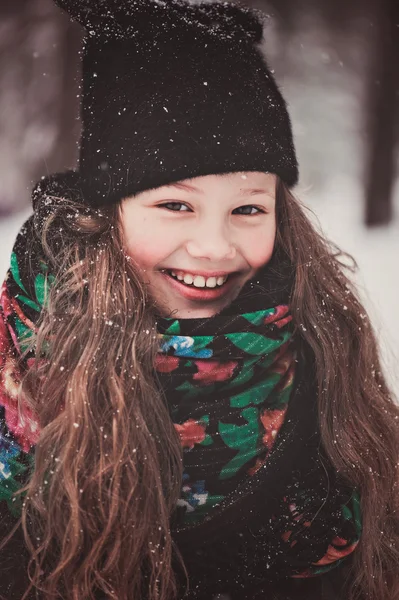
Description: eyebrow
xmin=164 ymin=182 xmax=201 ymax=192
xmin=163 ymin=183 xmax=274 ymax=197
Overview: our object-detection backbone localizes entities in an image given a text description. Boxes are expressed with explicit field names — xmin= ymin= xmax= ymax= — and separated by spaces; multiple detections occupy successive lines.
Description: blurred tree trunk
xmin=365 ymin=0 xmax=399 ymax=226
xmin=0 ymin=0 xmax=81 ymax=215
xmin=41 ymin=12 xmax=82 ymax=176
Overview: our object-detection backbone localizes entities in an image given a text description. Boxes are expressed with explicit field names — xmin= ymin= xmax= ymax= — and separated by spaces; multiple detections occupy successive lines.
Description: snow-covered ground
xmin=0 ymin=10 xmax=398 ymax=396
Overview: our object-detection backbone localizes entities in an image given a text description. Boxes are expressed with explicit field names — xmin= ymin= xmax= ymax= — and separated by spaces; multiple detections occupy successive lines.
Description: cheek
xmin=244 ymin=222 xmax=276 ymax=269
xmin=121 ymin=209 xmax=176 ymax=268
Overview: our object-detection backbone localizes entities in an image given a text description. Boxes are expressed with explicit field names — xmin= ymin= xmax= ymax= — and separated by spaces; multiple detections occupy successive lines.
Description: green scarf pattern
xmin=156 ymin=305 xmax=296 ymax=525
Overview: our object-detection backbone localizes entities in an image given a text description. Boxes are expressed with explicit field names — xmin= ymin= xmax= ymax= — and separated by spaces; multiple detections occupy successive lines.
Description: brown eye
xmin=233 ymin=205 xmax=264 ymax=215
xmin=158 ymin=202 xmax=191 ymax=212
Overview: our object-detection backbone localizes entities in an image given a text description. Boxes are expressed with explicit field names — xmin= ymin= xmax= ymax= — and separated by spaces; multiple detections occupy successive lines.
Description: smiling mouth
xmin=164 ymin=269 xmax=230 ymax=289
xmin=159 ymin=268 xmax=240 ymax=302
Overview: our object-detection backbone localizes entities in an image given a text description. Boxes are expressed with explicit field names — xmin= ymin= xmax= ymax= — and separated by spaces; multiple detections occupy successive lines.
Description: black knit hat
xmin=33 ymin=0 xmax=298 ymax=208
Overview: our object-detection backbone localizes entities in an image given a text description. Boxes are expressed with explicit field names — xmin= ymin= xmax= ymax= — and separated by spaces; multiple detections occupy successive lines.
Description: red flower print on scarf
xmin=313 ymin=536 xmax=359 ymax=566
xmin=155 ymin=354 xmax=180 ymax=373
xmin=0 ymin=282 xmax=13 ymax=320
xmin=175 ymin=419 xmax=206 ymax=449
xmin=192 ymin=359 xmax=237 ymax=385
xmin=260 ymin=407 xmax=287 ymax=450
xmin=1 ymin=298 xmax=39 ymax=451
xmin=264 ymin=305 xmax=292 ymax=329
xmin=247 ymin=407 xmax=288 ymax=475
xmin=1 ymin=284 xmax=22 ymax=355
xmin=291 ymin=537 xmax=359 ymax=578
xmin=291 ymin=570 xmax=314 ymax=579
xmin=0 ymin=355 xmax=39 ymax=451
xmin=269 ymin=344 xmax=296 ymax=391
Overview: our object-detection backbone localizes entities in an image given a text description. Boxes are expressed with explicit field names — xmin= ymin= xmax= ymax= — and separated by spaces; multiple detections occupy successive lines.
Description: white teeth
xmin=205 ymin=277 xmax=217 ymax=288
xmin=171 ymin=270 xmax=184 ymax=281
xmin=193 ymin=275 xmax=206 ymax=287
xmin=168 ymin=270 xmax=229 ymax=288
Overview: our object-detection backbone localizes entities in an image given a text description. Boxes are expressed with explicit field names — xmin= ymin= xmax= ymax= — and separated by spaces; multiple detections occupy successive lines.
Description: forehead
xmin=152 ymin=171 xmax=277 ymax=194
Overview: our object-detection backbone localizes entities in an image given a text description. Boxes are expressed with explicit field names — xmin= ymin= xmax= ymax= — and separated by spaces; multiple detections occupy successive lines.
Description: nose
xmin=185 ymin=222 xmax=236 ymax=262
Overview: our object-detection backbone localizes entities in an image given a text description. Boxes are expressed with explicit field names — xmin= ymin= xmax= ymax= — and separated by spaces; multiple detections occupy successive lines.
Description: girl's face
xmin=120 ymin=171 xmax=277 ymax=318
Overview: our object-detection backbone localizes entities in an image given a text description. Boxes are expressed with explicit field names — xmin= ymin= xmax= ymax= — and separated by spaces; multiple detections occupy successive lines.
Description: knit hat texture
xmin=33 ymin=0 xmax=299 ymax=208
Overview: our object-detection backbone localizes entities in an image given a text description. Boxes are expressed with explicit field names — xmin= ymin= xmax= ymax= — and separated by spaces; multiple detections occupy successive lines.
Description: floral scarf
xmin=0 ymin=216 xmax=361 ymax=594
xmin=154 ymin=304 xmax=361 ymax=590
xmin=156 ymin=305 xmax=296 ymax=527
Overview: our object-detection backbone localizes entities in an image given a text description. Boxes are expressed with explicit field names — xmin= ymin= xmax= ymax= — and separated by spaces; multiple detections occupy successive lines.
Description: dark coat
xmin=0 ymin=526 xmax=351 ymax=600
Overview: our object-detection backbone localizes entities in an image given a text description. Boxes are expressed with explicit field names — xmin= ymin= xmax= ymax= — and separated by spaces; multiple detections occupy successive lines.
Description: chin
xmin=179 ymin=308 xmax=218 ymax=319
xmin=176 ymin=299 xmax=231 ymax=319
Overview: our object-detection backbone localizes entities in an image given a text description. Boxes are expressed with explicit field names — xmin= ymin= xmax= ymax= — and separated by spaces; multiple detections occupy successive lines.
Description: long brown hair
xmin=274 ymin=179 xmax=399 ymax=599
xmin=15 ymin=178 xmax=399 ymax=599
xmin=20 ymin=201 xmax=184 ymax=599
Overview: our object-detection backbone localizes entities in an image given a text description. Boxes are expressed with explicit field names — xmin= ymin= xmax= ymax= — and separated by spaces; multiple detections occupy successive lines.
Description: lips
xmin=160 ymin=270 xmax=239 ymax=302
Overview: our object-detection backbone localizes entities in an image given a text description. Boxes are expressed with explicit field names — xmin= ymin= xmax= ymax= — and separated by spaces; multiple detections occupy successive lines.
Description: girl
xmin=0 ymin=1 xmax=398 ymax=599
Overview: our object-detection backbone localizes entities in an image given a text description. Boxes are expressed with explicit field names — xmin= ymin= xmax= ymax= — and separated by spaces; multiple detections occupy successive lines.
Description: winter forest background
xmin=0 ymin=0 xmax=398 ymax=395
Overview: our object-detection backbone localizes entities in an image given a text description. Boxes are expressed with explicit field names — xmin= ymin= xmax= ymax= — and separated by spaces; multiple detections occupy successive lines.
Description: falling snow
xmin=0 ymin=5 xmax=398 ymax=399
